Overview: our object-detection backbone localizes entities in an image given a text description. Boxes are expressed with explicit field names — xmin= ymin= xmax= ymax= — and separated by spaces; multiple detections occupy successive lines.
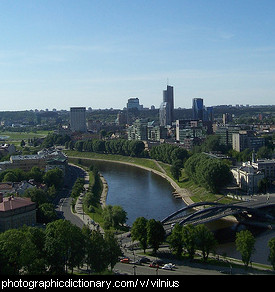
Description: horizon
xmin=0 ymin=102 xmax=274 ymax=113
xmin=1 ymin=0 xmax=275 ymax=111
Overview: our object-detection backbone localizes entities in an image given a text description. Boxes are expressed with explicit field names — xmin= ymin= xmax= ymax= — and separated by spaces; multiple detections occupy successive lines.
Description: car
xmin=149 ymin=262 xmax=159 ymax=269
xmin=120 ymin=257 xmax=130 ymax=263
xmin=161 ymin=263 xmax=175 ymax=270
xmin=139 ymin=257 xmax=150 ymax=263
xmin=133 ymin=259 xmax=142 ymax=265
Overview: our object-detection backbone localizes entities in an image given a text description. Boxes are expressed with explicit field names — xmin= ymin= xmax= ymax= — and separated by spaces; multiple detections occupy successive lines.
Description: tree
xmin=146 ymin=219 xmax=165 ymax=254
xmin=24 ymin=188 xmax=50 ymax=206
xmin=195 ymin=224 xmax=217 ymax=262
xmin=171 ymin=147 xmax=189 ymax=166
xmin=43 ymin=168 xmax=64 ymax=189
xmin=0 ymin=228 xmax=39 ymax=275
xmin=257 ymin=146 xmax=273 ymax=159
xmin=84 ymin=229 xmax=108 ymax=273
xmin=130 ymin=140 xmax=145 ymax=157
xmin=74 ymin=140 xmax=84 ymax=152
xmin=235 ymin=230 xmax=255 ymax=268
xmin=2 ymin=171 xmax=17 ymax=182
xmin=181 ymin=224 xmax=197 ymax=260
xmin=44 ymin=219 xmax=85 ymax=274
xmin=28 ymin=166 xmax=44 ymax=183
xmin=167 ymin=223 xmax=183 ymax=257
xmin=102 ymin=205 xmax=114 ymax=229
xmin=104 ymin=230 xmax=122 ymax=271
xmin=24 ymin=226 xmax=47 ymax=274
xmin=170 ymin=160 xmax=182 ymax=181
xmin=102 ymin=205 xmax=127 ymax=229
xmin=37 ymin=203 xmax=58 ymax=223
xmin=184 ymin=153 xmax=233 ymax=193
xmin=131 ymin=217 xmax=148 ymax=253
xmin=112 ymin=205 xmax=128 ymax=228
xmin=268 ymin=238 xmax=275 ymax=270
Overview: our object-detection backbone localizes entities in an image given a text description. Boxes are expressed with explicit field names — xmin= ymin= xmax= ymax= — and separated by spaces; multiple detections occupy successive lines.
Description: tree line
xmin=184 ymin=153 xmax=233 ymax=193
xmin=73 ymin=139 xmax=146 ymax=158
xmin=0 ymin=220 xmax=122 ymax=275
xmin=0 ymin=166 xmax=63 ymax=189
xmin=131 ymin=217 xmax=217 ymax=262
xmin=70 ymin=161 xmax=128 ymax=231
xmin=131 ymin=217 xmax=275 ymax=270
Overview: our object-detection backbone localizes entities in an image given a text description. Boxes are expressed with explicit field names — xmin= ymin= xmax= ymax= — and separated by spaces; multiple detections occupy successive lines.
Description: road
xmin=55 ymin=164 xmax=86 ymax=229
xmin=115 ymin=260 xmax=223 ymax=275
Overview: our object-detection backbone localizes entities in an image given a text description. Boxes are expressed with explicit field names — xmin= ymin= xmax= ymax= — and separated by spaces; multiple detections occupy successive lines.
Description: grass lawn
xmin=65 ymin=150 xmax=162 ymax=172
xmin=0 ymin=130 xmax=50 ymax=146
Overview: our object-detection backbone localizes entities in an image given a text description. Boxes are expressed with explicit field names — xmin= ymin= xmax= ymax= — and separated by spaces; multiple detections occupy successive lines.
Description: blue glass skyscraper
xmin=192 ymin=98 xmax=204 ymax=120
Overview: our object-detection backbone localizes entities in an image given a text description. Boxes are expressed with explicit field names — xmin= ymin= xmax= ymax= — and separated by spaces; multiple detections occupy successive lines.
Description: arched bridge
xmin=161 ymin=200 xmax=275 ymax=235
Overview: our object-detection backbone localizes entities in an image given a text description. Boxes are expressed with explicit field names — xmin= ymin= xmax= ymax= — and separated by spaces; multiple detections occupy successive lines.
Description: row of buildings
xmin=0 ymin=148 xmax=68 ymax=174
xmin=0 ymin=148 xmax=68 ymax=232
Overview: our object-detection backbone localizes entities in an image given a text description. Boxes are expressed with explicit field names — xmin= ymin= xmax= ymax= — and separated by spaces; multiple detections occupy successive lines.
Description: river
xmin=89 ymin=159 xmax=186 ymax=225
xmin=79 ymin=158 xmax=274 ymax=266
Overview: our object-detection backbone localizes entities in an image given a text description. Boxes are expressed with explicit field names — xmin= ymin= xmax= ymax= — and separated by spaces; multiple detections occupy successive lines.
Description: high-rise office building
xmin=159 ymin=85 xmax=174 ymax=126
xmin=70 ymin=107 xmax=87 ymax=132
xmin=192 ymin=98 xmax=204 ymax=120
xmin=163 ymin=85 xmax=174 ymax=122
xmin=127 ymin=98 xmax=142 ymax=110
xmin=159 ymin=102 xmax=171 ymax=126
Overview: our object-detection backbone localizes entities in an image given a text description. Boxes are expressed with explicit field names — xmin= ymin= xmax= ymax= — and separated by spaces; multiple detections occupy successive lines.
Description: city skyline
xmin=1 ymin=0 xmax=275 ymax=111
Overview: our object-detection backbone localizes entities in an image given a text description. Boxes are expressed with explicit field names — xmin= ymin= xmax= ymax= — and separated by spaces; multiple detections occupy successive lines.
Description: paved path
xmin=69 ymin=163 xmax=106 ymax=233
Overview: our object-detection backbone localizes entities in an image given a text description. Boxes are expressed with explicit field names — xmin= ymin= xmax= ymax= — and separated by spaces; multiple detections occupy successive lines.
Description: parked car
xmin=139 ymin=257 xmax=150 ymax=263
xmin=149 ymin=262 xmax=159 ymax=269
xmin=120 ymin=257 xmax=130 ymax=263
xmin=161 ymin=263 xmax=175 ymax=270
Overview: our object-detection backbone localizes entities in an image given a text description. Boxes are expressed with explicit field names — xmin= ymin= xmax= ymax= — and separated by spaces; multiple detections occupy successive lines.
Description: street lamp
xmin=133 ymin=251 xmax=136 ymax=275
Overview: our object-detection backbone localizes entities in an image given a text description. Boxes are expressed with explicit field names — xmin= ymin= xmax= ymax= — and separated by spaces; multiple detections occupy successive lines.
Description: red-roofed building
xmin=0 ymin=193 xmax=36 ymax=232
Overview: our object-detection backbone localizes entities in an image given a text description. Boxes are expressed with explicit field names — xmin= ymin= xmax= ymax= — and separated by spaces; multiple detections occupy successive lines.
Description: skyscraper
xmin=192 ymin=98 xmax=204 ymax=120
xmin=159 ymin=85 xmax=174 ymax=126
xmin=159 ymin=102 xmax=171 ymax=126
xmin=70 ymin=107 xmax=87 ymax=132
xmin=127 ymin=98 xmax=141 ymax=110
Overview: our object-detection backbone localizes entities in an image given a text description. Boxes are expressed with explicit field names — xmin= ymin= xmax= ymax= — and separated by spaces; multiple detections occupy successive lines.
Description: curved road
xmin=55 ymin=164 xmax=86 ymax=229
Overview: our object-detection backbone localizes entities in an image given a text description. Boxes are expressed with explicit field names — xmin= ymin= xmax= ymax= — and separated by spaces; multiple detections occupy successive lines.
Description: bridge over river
xmin=161 ymin=195 xmax=275 ymax=235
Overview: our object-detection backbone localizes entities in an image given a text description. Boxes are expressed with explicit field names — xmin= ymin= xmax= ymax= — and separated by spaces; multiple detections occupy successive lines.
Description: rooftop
xmin=0 ymin=196 xmax=35 ymax=212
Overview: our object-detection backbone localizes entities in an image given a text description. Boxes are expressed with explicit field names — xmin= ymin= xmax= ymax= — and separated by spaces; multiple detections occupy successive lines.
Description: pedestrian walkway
xmin=73 ymin=192 xmax=104 ymax=233
xmin=70 ymin=163 xmax=105 ymax=233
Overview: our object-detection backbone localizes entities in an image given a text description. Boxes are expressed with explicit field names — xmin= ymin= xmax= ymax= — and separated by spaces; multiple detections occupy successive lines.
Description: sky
xmin=0 ymin=0 xmax=275 ymax=111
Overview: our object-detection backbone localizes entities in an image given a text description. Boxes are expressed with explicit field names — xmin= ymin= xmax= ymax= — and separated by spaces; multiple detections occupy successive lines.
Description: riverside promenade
xmin=69 ymin=163 xmax=108 ymax=233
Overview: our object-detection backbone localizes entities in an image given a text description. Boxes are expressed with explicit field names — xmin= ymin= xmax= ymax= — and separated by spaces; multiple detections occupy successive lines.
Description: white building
xmin=231 ymin=163 xmax=264 ymax=194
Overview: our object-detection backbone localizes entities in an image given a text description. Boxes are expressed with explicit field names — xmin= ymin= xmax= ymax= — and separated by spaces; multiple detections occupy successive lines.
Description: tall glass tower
xmin=192 ymin=98 xmax=204 ymax=120
xmin=160 ymin=85 xmax=174 ymax=126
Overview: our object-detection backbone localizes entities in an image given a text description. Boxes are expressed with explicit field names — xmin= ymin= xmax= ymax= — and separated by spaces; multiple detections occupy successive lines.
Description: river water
xmin=89 ymin=159 xmax=186 ymax=225
xmin=81 ymin=158 xmax=274 ymax=266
